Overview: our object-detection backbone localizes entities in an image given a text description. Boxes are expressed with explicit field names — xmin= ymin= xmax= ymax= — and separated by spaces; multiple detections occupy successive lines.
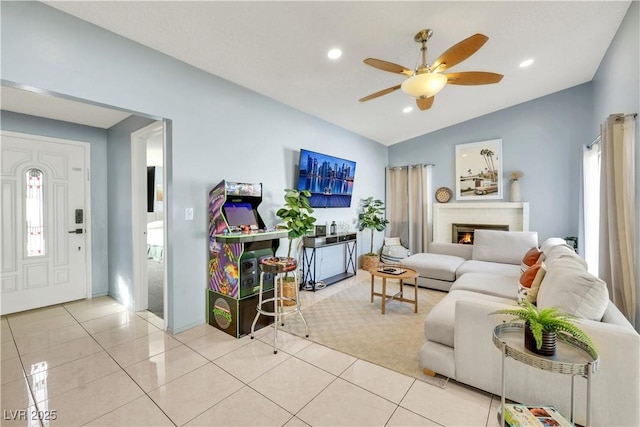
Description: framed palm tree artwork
xmin=455 ymin=139 xmax=503 ymax=200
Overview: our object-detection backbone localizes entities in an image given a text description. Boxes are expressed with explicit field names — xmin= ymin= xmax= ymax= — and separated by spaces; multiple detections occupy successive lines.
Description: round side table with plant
xmin=491 ymin=302 xmax=599 ymax=427
xmin=358 ymin=197 xmax=389 ymax=270
xmin=491 ymin=301 xmax=597 ymax=357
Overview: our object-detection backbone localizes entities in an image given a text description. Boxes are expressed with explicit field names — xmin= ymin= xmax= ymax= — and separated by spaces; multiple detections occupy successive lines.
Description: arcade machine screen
xmin=224 ymin=202 xmax=259 ymax=231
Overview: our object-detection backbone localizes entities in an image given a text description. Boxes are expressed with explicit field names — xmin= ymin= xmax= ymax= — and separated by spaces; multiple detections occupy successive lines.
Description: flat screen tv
xmin=296 ymin=149 xmax=356 ymax=208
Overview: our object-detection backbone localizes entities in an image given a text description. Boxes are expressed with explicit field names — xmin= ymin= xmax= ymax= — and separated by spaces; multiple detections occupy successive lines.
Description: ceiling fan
xmin=359 ymin=29 xmax=503 ymax=111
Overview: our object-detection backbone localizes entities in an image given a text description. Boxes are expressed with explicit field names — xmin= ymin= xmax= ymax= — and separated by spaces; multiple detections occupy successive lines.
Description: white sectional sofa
xmin=402 ymin=230 xmax=640 ymax=427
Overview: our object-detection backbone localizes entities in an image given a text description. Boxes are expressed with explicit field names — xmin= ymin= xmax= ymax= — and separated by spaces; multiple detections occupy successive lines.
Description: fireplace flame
xmin=459 ymin=233 xmax=473 ymax=244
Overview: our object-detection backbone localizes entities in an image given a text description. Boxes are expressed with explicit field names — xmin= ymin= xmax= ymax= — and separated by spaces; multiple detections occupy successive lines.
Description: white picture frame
xmin=455 ymin=139 xmax=503 ymax=200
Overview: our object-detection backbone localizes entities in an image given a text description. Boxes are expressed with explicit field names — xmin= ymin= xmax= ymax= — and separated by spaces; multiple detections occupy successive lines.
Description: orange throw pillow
xmin=521 ymin=247 xmax=542 ymax=272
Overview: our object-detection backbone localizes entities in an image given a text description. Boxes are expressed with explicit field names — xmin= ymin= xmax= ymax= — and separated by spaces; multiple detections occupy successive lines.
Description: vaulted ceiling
xmin=17 ymin=1 xmax=633 ymax=145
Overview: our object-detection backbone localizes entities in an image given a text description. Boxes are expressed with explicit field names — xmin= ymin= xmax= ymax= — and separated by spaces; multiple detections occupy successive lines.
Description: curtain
xmin=385 ymin=164 xmax=432 ymax=255
xmin=385 ymin=167 xmax=408 ymax=245
xmin=599 ymin=114 xmax=637 ymax=327
xmin=582 ymin=142 xmax=601 ymax=276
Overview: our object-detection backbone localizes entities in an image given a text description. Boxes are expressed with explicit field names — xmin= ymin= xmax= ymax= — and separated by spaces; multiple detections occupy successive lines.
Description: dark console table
xmin=301 ymin=233 xmax=357 ymax=291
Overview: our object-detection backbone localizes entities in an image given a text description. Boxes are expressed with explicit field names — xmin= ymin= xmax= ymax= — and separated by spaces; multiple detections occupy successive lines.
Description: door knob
xmin=68 ymin=229 xmax=83 ymax=234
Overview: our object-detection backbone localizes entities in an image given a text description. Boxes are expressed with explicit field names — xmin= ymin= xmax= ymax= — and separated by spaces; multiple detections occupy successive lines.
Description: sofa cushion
xmin=450 ymin=273 xmax=518 ymax=299
xmin=537 ymin=258 xmax=609 ymax=320
xmin=520 ymin=247 xmax=542 ymax=271
xmin=540 ymin=237 xmax=571 ymax=255
xmin=543 ymin=244 xmax=588 ymax=270
xmin=424 ymin=290 xmax=515 ymax=347
xmin=429 ymin=242 xmax=473 ymax=260
xmin=402 ymin=253 xmax=465 ymax=282
xmin=472 ymin=230 xmax=539 ymax=265
xmin=456 ymin=260 xmax=521 ymax=279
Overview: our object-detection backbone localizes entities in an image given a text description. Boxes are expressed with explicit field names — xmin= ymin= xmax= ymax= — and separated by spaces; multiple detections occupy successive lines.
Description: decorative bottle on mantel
xmin=510 ymin=180 xmax=521 ymax=202
xmin=509 ymin=171 xmax=523 ymax=202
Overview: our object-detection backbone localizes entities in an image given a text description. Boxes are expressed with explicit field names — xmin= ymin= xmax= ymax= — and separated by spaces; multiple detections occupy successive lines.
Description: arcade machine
xmin=208 ymin=180 xmax=288 ymax=338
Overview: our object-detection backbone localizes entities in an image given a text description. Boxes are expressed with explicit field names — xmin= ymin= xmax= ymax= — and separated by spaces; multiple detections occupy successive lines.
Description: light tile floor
xmin=0 ymin=275 xmax=503 ymax=426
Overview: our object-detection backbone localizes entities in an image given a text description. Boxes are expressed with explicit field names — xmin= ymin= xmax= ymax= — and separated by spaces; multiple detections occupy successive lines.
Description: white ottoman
xmin=401 ymin=253 xmax=466 ymax=291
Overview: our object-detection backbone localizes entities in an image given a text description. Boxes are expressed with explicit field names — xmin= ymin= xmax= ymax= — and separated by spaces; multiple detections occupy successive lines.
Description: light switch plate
xmin=185 ymin=208 xmax=194 ymax=221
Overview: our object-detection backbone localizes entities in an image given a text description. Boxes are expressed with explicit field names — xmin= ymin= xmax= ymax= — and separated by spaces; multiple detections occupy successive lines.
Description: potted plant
xmin=358 ymin=197 xmax=389 ymax=270
xmin=491 ymin=302 xmax=597 ymax=357
xmin=276 ymin=189 xmax=316 ymax=300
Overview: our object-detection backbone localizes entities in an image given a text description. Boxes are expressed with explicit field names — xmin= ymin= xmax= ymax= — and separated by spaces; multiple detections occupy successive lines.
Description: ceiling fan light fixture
xmin=401 ymin=72 xmax=447 ymax=99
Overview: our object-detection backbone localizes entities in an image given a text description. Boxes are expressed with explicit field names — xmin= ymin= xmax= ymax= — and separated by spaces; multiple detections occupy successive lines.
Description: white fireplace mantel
xmin=433 ymin=202 xmax=530 ymax=243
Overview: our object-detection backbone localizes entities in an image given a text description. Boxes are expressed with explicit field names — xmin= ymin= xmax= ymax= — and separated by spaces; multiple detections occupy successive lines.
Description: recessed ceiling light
xmin=327 ymin=48 xmax=342 ymax=60
xmin=403 ymin=106 xmax=413 ymax=113
xmin=519 ymin=59 xmax=534 ymax=68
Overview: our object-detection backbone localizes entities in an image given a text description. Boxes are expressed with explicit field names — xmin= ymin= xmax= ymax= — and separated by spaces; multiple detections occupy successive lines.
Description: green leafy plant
xmin=276 ymin=188 xmax=316 ymax=259
xmin=491 ymin=302 xmax=597 ymax=356
xmin=358 ymin=197 xmax=389 ymax=256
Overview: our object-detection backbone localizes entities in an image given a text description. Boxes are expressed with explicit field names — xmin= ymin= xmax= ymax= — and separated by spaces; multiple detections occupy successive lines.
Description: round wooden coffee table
xmin=368 ymin=266 xmax=419 ymax=314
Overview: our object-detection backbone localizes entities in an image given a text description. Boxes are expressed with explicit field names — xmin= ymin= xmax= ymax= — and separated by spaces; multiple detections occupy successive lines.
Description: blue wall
xmin=389 ymin=83 xmax=593 ymax=242
xmin=0 ymin=111 xmax=110 ymax=296
xmin=1 ymin=2 xmax=387 ymax=333
xmin=592 ymin=1 xmax=639 ymax=135
xmin=590 ymin=1 xmax=639 ymax=329
xmin=106 ymin=116 xmax=156 ymax=307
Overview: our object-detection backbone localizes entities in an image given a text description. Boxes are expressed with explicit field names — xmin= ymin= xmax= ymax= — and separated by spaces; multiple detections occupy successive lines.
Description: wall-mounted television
xmin=296 ymin=148 xmax=356 ymax=208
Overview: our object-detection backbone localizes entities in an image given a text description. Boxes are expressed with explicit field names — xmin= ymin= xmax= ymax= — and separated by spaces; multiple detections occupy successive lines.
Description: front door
xmin=1 ymin=131 xmax=90 ymax=315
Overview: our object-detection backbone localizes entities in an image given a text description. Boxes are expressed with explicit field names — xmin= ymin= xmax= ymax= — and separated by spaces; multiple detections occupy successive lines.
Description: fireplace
xmin=452 ymin=223 xmax=509 ymax=244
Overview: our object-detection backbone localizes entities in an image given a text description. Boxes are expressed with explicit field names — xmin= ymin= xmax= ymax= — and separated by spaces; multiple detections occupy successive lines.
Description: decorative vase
xmin=524 ymin=322 xmax=556 ymax=356
xmin=510 ymin=179 xmax=522 ymax=202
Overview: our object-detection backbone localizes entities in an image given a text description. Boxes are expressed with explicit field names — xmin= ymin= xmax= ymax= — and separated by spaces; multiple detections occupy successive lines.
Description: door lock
xmin=68 ymin=229 xmax=83 ymax=234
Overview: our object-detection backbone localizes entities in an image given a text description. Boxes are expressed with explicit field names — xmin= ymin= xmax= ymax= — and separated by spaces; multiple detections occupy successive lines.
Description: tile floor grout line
xmin=70 ymin=301 xmax=179 ymax=427
xmin=177 ymin=381 xmax=288 ymax=427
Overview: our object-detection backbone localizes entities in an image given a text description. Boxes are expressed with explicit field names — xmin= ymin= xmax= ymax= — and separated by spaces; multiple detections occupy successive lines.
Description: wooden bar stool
xmin=251 ymin=257 xmax=309 ymax=353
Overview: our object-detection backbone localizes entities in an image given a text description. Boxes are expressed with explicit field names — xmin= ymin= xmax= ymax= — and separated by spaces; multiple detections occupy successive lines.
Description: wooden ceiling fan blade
xmin=445 ymin=71 xmax=503 ymax=85
xmin=416 ymin=97 xmax=434 ymax=111
xmin=431 ymin=34 xmax=488 ymax=73
xmin=363 ymin=58 xmax=413 ymax=76
xmin=359 ymin=85 xmax=402 ymax=102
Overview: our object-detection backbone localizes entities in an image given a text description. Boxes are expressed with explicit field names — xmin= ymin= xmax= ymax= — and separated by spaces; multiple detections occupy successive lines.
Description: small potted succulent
xmin=491 ymin=302 xmax=597 ymax=357
xmin=358 ymin=197 xmax=389 ymax=270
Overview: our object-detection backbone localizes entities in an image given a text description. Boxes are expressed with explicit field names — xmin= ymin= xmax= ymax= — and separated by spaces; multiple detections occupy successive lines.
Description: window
xmin=25 ymin=168 xmax=45 ymax=257
xmin=583 ymin=144 xmax=600 ymax=276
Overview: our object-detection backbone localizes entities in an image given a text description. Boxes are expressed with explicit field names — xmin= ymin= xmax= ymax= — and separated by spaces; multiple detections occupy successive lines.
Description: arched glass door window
xmin=26 ymin=168 xmax=45 ymax=257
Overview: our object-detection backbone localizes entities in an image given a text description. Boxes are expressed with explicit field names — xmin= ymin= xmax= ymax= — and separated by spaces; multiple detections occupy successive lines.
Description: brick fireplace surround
xmin=433 ymin=202 xmax=529 ymax=243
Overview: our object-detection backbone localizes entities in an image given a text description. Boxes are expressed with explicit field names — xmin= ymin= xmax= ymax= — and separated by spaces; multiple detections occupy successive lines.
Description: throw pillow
xmin=526 ymin=262 xmax=547 ymax=304
xmin=520 ymin=247 xmax=542 ymax=272
xmin=516 ymin=283 xmax=530 ymax=305
xmin=516 ymin=261 xmax=546 ymax=304
xmin=384 ymin=237 xmax=401 ymax=246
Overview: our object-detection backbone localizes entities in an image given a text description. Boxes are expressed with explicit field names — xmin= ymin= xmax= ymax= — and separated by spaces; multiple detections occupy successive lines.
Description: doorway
xmin=131 ymin=121 xmax=167 ymax=326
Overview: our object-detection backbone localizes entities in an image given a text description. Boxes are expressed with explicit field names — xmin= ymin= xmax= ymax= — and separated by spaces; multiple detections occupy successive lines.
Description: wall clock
xmin=435 ymin=187 xmax=453 ymax=203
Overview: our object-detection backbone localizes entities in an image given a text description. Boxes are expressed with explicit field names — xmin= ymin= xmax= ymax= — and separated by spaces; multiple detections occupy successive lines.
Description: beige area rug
xmin=280 ymin=277 xmax=450 ymax=388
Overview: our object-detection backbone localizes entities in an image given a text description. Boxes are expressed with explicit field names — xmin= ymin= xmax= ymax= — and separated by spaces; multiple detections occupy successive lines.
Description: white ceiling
xmin=33 ymin=1 xmax=632 ymax=144
xmin=1 ymin=85 xmax=131 ymax=129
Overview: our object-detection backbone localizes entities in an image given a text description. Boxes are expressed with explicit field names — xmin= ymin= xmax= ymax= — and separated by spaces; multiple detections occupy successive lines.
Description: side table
xmin=492 ymin=323 xmax=599 ymax=426
xmin=368 ymin=266 xmax=418 ymax=315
